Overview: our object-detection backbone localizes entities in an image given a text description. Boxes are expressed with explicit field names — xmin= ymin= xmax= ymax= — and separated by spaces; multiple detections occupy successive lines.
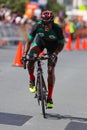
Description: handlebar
xmin=22 ymin=53 xmax=50 ymax=69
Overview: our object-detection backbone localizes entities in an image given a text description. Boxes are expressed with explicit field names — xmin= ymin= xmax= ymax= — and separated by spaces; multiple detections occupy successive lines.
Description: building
xmin=57 ymin=0 xmax=72 ymax=5
xmin=73 ymin=0 xmax=87 ymax=7
xmin=57 ymin=0 xmax=87 ymax=8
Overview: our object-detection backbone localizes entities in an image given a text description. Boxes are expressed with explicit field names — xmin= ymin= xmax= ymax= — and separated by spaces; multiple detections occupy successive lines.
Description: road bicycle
xmin=22 ymin=53 xmax=49 ymax=118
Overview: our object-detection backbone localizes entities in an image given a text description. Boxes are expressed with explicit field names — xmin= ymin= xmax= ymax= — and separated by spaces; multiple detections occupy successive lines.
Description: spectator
xmin=69 ymin=19 xmax=76 ymax=40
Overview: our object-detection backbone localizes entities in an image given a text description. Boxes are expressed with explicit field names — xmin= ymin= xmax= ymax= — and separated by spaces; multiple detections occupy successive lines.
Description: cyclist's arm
xmin=53 ymin=24 xmax=65 ymax=55
xmin=23 ymin=23 xmax=39 ymax=56
xmin=54 ymin=42 xmax=64 ymax=55
xmin=23 ymin=38 xmax=32 ymax=56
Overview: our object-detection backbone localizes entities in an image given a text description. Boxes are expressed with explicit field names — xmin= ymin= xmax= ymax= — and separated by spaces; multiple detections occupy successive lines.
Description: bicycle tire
xmin=39 ymin=74 xmax=46 ymax=118
xmin=36 ymin=79 xmax=40 ymax=105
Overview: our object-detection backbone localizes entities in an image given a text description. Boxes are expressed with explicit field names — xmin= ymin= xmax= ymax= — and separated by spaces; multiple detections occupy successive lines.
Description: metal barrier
xmin=0 ymin=23 xmax=30 ymax=44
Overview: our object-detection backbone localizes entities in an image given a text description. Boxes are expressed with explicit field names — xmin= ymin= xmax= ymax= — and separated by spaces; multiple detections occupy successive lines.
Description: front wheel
xmin=39 ymin=74 xmax=46 ymax=118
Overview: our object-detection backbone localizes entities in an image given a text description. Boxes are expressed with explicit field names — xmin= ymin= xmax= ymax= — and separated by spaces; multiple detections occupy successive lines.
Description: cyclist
xmin=23 ymin=10 xmax=65 ymax=108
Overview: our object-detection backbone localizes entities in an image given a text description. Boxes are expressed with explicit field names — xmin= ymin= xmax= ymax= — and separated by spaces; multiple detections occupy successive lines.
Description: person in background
xmin=69 ymin=19 xmax=76 ymax=40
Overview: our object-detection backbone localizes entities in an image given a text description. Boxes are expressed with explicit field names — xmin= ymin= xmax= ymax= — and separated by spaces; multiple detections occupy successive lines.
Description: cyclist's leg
xmin=28 ymin=36 xmax=45 ymax=81
xmin=27 ymin=41 xmax=44 ymax=93
xmin=47 ymin=57 xmax=57 ymax=108
xmin=28 ymin=46 xmax=41 ymax=80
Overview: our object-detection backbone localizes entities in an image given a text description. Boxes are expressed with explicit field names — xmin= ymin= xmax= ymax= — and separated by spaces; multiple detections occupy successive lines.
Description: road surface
xmin=0 ymin=44 xmax=87 ymax=130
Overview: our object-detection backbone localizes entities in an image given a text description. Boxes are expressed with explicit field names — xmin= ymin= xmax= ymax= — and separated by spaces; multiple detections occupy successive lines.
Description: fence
xmin=0 ymin=23 xmax=30 ymax=45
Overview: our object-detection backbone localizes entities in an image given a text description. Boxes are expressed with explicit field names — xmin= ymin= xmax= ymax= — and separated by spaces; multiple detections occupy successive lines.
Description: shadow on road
xmin=46 ymin=113 xmax=87 ymax=130
xmin=46 ymin=113 xmax=87 ymax=122
xmin=0 ymin=112 xmax=32 ymax=126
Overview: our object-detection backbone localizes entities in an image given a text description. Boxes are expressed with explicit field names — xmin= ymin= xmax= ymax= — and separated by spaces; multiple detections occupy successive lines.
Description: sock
xmin=47 ymin=86 xmax=54 ymax=99
xmin=30 ymin=73 xmax=35 ymax=81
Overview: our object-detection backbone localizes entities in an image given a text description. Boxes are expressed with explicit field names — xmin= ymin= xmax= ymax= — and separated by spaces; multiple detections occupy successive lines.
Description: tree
xmin=0 ymin=0 xmax=66 ymax=17
xmin=0 ymin=0 xmax=29 ymax=14
xmin=47 ymin=0 xmax=66 ymax=17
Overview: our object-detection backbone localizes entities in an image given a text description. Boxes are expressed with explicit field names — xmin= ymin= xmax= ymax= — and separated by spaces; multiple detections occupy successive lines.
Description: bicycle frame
xmin=36 ymin=59 xmax=47 ymax=93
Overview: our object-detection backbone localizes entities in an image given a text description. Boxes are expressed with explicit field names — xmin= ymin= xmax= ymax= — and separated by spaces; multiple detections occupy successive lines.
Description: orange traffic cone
xmin=81 ymin=38 xmax=87 ymax=50
xmin=86 ymin=39 xmax=87 ymax=49
xmin=13 ymin=41 xmax=23 ymax=67
xmin=74 ymin=36 xmax=80 ymax=50
xmin=65 ymin=35 xmax=72 ymax=51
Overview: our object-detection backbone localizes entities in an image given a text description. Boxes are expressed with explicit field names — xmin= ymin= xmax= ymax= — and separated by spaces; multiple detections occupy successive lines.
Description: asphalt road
xmin=0 ymin=43 xmax=87 ymax=130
